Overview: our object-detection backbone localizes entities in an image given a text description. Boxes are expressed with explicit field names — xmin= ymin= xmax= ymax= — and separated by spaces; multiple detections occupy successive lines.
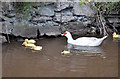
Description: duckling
xmin=25 ymin=39 xmax=36 ymax=44
xmin=22 ymin=41 xmax=36 ymax=47
xmin=61 ymin=50 xmax=70 ymax=55
xmin=31 ymin=45 xmax=42 ymax=51
xmin=113 ymin=32 xmax=120 ymax=38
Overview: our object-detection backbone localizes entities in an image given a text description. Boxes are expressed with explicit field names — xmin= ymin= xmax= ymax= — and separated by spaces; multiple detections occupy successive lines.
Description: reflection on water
xmin=113 ymin=38 xmax=120 ymax=42
xmin=65 ymin=43 xmax=105 ymax=58
xmin=2 ymin=36 xmax=118 ymax=77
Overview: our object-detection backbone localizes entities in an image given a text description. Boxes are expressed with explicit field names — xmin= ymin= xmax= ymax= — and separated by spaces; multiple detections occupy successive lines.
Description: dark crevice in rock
xmin=2 ymin=33 xmax=24 ymax=42
xmin=37 ymin=29 xmax=40 ymax=39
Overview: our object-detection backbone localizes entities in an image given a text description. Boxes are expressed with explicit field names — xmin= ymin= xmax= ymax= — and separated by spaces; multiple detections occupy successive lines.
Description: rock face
xmin=12 ymin=22 xmax=38 ymax=38
xmin=55 ymin=2 xmax=70 ymax=11
xmin=105 ymin=10 xmax=120 ymax=32
xmin=39 ymin=26 xmax=61 ymax=36
xmin=0 ymin=22 xmax=13 ymax=34
xmin=107 ymin=18 xmax=120 ymax=23
xmin=38 ymin=4 xmax=55 ymax=16
xmin=53 ymin=11 xmax=76 ymax=23
xmin=0 ymin=2 xmax=96 ymax=38
xmin=73 ymin=3 xmax=95 ymax=16
xmin=64 ymin=22 xmax=89 ymax=35
xmin=0 ymin=22 xmax=2 ymax=34
xmin=32 ymin=16 xmax=52 ymax=22
xmin=0 ymin=35 xmax=7 ymax=43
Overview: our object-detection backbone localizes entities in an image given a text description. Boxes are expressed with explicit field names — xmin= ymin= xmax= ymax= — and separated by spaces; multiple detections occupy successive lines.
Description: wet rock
xmin=46 ymin=21 xmax=59 ymax=26
xmin=0 ymin=11 xmax=2 ymax=18
xmin=62 ymin=9 xmax=73 ymax=15
xmin=0 ymin=35 xmax=7 ymax=43
xmin=5 ymin=13 xmax=16 ymax=18
xmin=0 ymin=2 xmax=98 ymax=37
xmin=0 ymin=22 xmax=3 ymax=33
xmin=113 ymin=23 xmax=120 ymax=28
xmin=0 ymin=22 xmax=13 ymax=34
xmin=38 ymin=26 xmax=61 ymax=36
xmin=53 ymin=10 xmax=76 ymax=23
xmin=12 ymin=22 xmax=37 ymax=38
xmin=37 ymin=21 xmax=59 ymax=27
xmin=77 ymin=16 xmax=92 ymax=26
xmin=32 ymin=2 xmax=54 ymax=7
xmin=55 ymin=2 xmax=70 ymax=11
xmin=0 ymin=12 xmax=3 ymax=22
xmin=109 ymin=10 xmax=119 ymax=14
xmin=77 ymin=16 xmax=84 ymax=22
xmin=73 ymin=3 xmax=95 ymax=17
xmin=37 ymin=23 xmax=45 ymax=27
xmin=32 ymin=2 xmax=42 ymax=7
xmin=107 ymin=18 xmax=120 ymax=23
xmin=32 ymin=16 xmax=52 ymax=22
xmin=0 ymin=17 xmax=2 ymax=22
xmin=2 ymin=2 xmax=14 ymax=12
xmin=43 ymin=2 xmax=54 ymax=5
xmin=0 ymin=3 xmax=3 ymax=21
xmin=52 ymin=21 xmax=59 ymax=26
xmin=38 ymin=4 xmax=55 ymax=16
xmin=0 ymin=2 xmax=2 ymax=11
xmin=69 ymin=2 xmax=74 ymax=7
xmin=64 ymin=22 xmax=88 ymax=35
xmin=2 ymin=16 xmax=14 ymax=23
xmin=83 ymin=20 xmax=91 ymax=26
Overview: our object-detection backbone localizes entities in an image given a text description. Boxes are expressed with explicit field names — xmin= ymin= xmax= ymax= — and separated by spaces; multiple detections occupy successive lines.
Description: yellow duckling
xmin=61 ymin=50 xmax=70 ymax=55
xmin=25 ymin=39 xmax=36 ymax=44
xmin=22 ymin=41 xmax=36 ymax=47
xmin=31 ymin=45 xmax=42 ymax=51
xmin=113 ymin=32 xmax=120 ymax=38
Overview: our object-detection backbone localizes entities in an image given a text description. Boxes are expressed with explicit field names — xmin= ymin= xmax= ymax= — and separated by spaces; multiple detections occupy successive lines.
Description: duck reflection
xmin=113 ymin=38 xmax=120 ymax=42
xmin=65 ymin=43 xmax=106 ymax=58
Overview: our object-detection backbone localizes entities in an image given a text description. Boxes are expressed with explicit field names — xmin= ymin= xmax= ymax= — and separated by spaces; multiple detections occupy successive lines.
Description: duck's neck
xmin=66 ymin=34 xmax=74 ymax=43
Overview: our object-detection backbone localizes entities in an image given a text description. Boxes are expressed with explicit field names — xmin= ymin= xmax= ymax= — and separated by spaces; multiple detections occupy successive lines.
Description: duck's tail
xmin=100 ymin=36 xmax=108 ymax=41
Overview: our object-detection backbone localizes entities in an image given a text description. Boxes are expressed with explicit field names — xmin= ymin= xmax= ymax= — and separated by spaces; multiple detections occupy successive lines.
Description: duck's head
xmin=22 ymin=42 xmax=27 ymax=45
xmin=25 ymin=39 xmax=28 ymax=42
xmin=62 ymin=31 xmax=72 ymax=37
xmin=113 ymin=32 xmax=117 ymax=37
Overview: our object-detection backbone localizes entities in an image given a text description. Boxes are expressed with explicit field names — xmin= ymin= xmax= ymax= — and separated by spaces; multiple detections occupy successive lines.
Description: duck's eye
xmin=64 ymin=32 xmax=67 ymax=35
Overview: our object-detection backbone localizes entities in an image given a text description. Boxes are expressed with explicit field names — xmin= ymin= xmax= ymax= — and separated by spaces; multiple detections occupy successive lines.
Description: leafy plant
xmin=91 ymin=2 xmax=120 ymax=15
xmin=78 ymin=2 xmax=85 ymax=5
xmin=15 ymin=2 xmax=33 ymax=20
xmin=89 ymin=2 xmax=120 ymax=35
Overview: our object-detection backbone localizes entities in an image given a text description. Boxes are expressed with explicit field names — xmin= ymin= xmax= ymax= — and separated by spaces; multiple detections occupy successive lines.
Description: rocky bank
xmin=0 ymin=2 xmax=96 ymax=39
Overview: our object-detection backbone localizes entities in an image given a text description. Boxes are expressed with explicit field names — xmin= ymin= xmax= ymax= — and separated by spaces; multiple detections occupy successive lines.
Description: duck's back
xmin=72 ymin=37 xmax=105 ymax=46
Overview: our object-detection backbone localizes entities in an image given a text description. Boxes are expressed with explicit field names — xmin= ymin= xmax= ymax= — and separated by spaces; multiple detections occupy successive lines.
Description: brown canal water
xmin=2 ymin=36 xmax=118 ymax=77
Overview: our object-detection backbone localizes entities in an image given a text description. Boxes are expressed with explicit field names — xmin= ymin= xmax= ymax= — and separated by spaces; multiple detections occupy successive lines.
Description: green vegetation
xmin=91 ymin=2 xmax=120 ymax=15
xmin=90 ymin=2 xmax=120 ymax=35
xmin=78 ymin=2 xmax=86 ymax=5
xmin=78 ymin=2 xmax=120 ymax=35
xmin=15 ymin=2 xmax=33 ymax=20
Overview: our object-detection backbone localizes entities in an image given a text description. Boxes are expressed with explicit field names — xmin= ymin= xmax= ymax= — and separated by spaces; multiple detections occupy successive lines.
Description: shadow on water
xmin=2 ymin=36 xmax=118 ymax=77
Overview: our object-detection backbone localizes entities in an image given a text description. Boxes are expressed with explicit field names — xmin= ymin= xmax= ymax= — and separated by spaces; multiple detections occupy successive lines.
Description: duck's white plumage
xmin=62 ymin=31 xmax=107 ymax=46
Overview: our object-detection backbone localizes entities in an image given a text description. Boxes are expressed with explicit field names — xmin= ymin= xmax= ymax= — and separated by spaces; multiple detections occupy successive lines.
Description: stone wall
xmin=105 ymin=10 xmax=120 ymax=32
xmin=0 ymin=2 xmax=96 ymax=38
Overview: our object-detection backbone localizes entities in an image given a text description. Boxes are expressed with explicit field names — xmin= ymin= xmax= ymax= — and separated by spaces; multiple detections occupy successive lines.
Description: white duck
xmin=62 ymin=31 xmax=107 ymax=46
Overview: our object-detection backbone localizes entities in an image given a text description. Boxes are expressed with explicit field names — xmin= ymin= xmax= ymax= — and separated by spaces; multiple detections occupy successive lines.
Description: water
xmin=2 ymin=36 xmax=118 ymax=77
